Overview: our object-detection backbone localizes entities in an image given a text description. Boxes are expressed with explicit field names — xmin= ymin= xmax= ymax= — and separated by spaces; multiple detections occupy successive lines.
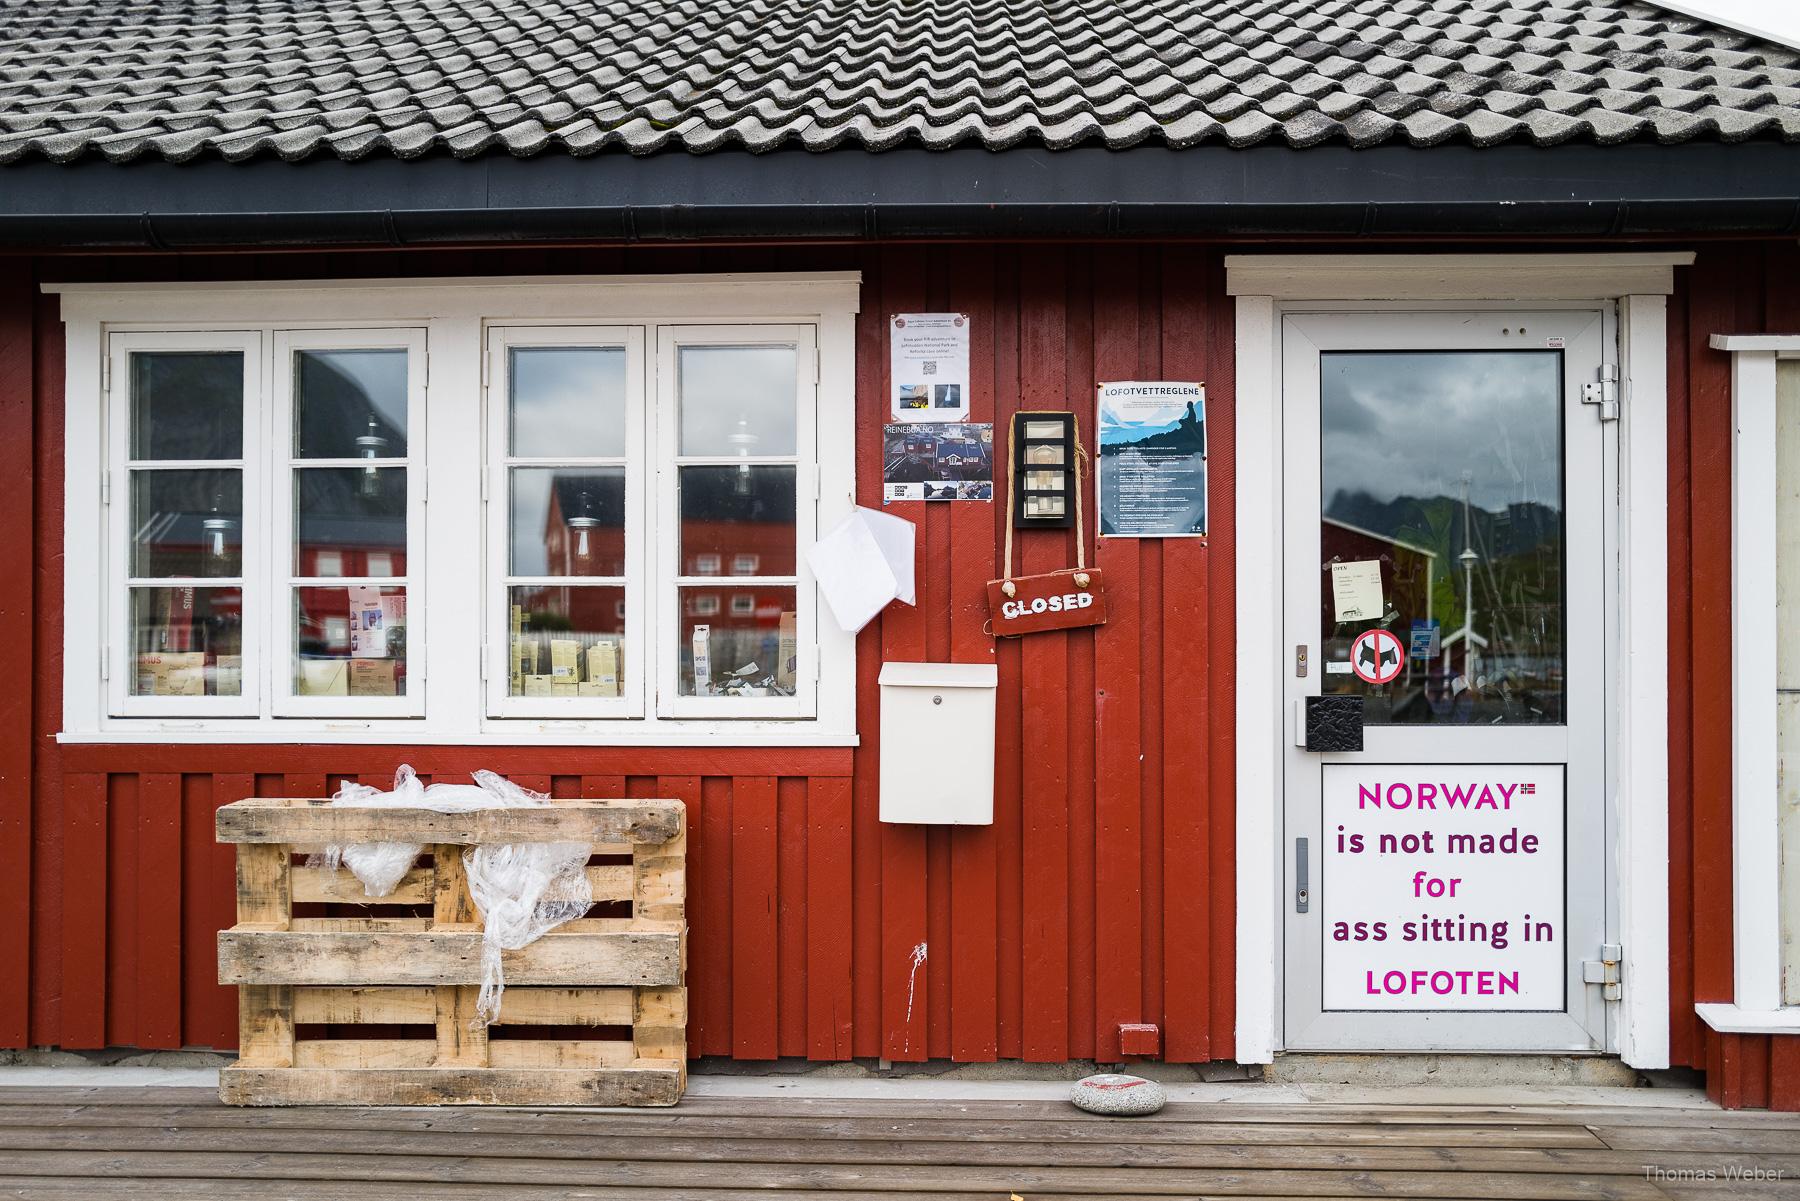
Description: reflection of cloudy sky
xmin=1320 ymin=352 xmax=1561 ymax=513
xmin=509 ymin=347 xmax=626 ymax=457
xmin=680 ymin=346 xmax=797 ymax=456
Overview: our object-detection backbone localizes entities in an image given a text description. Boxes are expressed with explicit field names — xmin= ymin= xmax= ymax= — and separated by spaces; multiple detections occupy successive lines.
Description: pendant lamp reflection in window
xmin=729 ymin=416 xmax=758 ymax=497
xmin=355 ymin=416 xmax=387 ymax=497
xmin=202 ymin=491 xmax=236 ymax=576
xmin=567 ymin=488 xmax=600 ymax=564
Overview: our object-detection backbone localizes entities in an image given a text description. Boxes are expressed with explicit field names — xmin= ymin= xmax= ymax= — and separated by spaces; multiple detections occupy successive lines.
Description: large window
xmin=64 ymin=274 xmax=858 ymax=744
xmin=487 ymin=325 xmax=818 ymax=723
xmin=109 ymin=332 xmax=260 ymax=716
xmin=274 ymin=331 xmax=425 ymax=716
xmin=487 ymin=327 xmax=642 ymax=719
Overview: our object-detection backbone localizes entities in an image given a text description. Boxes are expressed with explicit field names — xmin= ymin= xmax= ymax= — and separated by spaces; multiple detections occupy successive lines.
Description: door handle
xmin=1296 ymin=837 xmax=1309 ymax=913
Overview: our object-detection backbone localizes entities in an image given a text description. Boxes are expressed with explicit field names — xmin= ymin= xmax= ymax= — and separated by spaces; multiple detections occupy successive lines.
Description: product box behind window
xmin=777 ymin=612 xmax=797 ymax=692
xmin=298 ymin=659 xmax=349 ymax=696
xmin=214 ymin=655 xmax=243 ymax=695
xmin=348 ymin=658 xmax=397 ymax=696
xmin=585 ymin=639 xmax=621 ymax=698
xmin=550 ymin=639 xmax=580 ymax=681
xmin=137 ymin=652 xmax=206 ymax=696
xmin=692 ymin=625 xmax=712 ymax=696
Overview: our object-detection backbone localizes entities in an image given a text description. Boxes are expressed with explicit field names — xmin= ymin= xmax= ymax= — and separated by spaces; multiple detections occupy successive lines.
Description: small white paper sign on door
xmin=1331 ymin=559 xmax=1384 ymax=623
xmin=806 ymin=506 xmax=917 ymax=634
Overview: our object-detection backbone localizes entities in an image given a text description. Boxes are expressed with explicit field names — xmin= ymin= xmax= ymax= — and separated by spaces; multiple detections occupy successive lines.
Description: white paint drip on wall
xmin=903 ymin=941 xmax=928 ymax=1050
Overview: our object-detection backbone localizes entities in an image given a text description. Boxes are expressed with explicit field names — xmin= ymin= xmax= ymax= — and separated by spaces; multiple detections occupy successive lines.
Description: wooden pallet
xmin=215 ymin=796 xmax=686 ymax=1107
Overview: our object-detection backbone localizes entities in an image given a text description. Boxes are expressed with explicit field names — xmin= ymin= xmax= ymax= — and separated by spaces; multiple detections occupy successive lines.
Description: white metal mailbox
xmin=878 ymin=661 xmax=998 ymax=825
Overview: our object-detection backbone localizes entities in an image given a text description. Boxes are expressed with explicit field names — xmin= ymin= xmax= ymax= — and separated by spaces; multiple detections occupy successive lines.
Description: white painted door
xmin=1282 ymin=309 xmax=1615 ymax=1052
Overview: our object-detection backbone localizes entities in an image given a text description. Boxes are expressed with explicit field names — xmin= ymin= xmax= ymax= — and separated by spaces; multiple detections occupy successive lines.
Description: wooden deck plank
xmin=0 ymin=1105 xmax=1615 ymax=1147
xmin=0 ymin=1149 xmax=1676 ymax=1198
xmin=2 ymin=1123 xmax=1790 ymax=1177
xmin=0 ymin=1086 xmax=1792 ymax=1201
xmin=0 ymin=1184 xmax=1265 ymax=1201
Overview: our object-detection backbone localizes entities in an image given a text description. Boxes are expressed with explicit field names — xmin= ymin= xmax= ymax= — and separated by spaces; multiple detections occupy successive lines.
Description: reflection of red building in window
xmin=518 ymin=470 xmax=796 ymax=652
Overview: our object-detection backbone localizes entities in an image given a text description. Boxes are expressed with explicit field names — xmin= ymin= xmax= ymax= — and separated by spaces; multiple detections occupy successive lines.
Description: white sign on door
xmin=1321 ymin=764 xmax=1565 ymax=1012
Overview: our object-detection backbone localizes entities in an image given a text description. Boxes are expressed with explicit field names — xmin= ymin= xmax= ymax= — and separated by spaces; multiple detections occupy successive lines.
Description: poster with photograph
xmin=1098 ymin=381 xmax=1207 ymax=537
xmin=348 ymin=585 xmax=388 ymax=657
xmin=882 ymin=423 xmax=994 ymax=502
xmin=890 ymin=313 xmax=971 ymax=422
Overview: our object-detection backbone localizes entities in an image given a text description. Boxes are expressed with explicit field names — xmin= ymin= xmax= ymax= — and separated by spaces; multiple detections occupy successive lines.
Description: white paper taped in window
xmin=310 ymin=765 xmax=592 ymax=1026
xmin=806 ymin=506 xmax=917 ymax=634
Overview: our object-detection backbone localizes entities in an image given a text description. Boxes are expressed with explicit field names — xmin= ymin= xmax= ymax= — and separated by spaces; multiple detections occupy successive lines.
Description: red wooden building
xmin=1 ymin=0 xmax=1798 ymax=1109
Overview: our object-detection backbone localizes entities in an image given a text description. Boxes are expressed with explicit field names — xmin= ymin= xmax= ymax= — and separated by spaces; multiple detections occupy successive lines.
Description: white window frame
xmin=657 ymin=324 xmax=818 ymax=721
xmin=52 ymin=272 xmax=861 ymax=746
xmin=106 ymin=330 xmax=264 ymax=718
xmin=1699 ymin=334 xmax=1800 ymax=1035
xmin=271 ymin=328 xmax=428 ymax=718
xmin=484 ymin=325 xmax=646 ymax=721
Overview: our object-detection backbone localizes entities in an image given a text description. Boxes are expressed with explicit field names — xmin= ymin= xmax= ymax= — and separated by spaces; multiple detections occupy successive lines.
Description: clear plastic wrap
xmin=313 ymin=766 xmax=594 ymax=1025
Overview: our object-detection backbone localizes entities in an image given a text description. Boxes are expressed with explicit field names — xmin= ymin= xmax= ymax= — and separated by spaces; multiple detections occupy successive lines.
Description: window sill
xmin=57 ymin=725 xmax=859 ymax=748
xmin=1695 ymin=1003 xmax=1800 ymax=1035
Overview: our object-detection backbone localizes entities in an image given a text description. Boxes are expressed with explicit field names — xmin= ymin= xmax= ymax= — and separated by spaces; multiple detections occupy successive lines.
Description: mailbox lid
xmin=878 ymin=662 xmax=999 ymax=689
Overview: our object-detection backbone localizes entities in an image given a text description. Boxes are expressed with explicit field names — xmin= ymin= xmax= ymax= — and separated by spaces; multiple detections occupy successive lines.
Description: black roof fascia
xmin=1 ymin=141 xmax=1796 ymax=249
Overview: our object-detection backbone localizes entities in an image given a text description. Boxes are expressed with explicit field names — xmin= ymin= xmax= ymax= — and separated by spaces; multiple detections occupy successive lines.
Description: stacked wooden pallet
xmin=215 ymin=795 xmax=686 ymax=1106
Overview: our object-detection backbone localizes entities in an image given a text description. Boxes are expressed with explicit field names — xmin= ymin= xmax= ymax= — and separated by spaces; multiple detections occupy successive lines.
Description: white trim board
xmin=1710 ymin=334 xmax=1800 ymax=354
xmin=1695 ymin=1003 xmax=1800 ymax=1035
xmin=1230 ymin=254 xmax=1674 ymax=1070
xmin=1717 ymin=338 xmax=1795 ymax=1018
xmin=1225 ymin=254 xmax=1692 ymax=301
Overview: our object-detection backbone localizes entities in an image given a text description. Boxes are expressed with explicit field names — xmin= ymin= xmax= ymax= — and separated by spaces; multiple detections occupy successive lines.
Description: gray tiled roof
xmin=1 ymin=0 xmax=1797 ymax=164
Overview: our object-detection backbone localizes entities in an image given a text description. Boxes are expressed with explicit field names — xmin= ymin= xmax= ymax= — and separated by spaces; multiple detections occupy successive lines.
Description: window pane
xmin=510 ymin=347 xmax=627 ymax=458
xmin=293 ymin=585 xmax=408 ymax=696
xmin=509 ymin=468 xmax=624 ymax=578
xmin=678 ymin=584 xmax=797 ymax=698
xmin=678 ymin=346 xmax=797 ymax=456
xmin=294 ymin=349 xmax=408 ymax=459
xmin=130 ymin=586 xmax=242 ymax=696
xmin=294 ymin=467 xmax=406 ymax=577
xmin=1318 ymin=350 xmax=1564 ymax=725
xmin=507 ymin=584 xmax=626 ymax=698
xmin=130 ymin=351 xmax=242 ymax=460
xmin=678 ymin=465 xmax=796 ymax=576
xmin=130 ymin=468 xmax=242 ymax=577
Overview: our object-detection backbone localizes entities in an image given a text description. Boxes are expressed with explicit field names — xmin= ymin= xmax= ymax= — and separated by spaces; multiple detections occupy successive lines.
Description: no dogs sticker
xmin=1350 ymin=628 xmax=1404 ymax=686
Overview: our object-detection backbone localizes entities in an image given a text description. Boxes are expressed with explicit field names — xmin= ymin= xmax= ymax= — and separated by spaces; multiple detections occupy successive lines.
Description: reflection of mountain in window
xmin=1319 ymin=350 xmax=1565 ymax=726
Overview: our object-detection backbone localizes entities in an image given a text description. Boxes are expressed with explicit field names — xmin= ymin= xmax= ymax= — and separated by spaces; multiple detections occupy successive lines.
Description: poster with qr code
xmin=890 ymin=313 xmax=971 ymax=423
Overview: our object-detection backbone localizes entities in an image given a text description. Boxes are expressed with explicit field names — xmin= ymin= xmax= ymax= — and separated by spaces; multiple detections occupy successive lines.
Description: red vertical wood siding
xmin=1666 ymin=242 xmax=1800 ymax=1108
xmin=0 ymin=243 xmax=1238 ymax=1066
xmin=3 ymin=238 xmax=1791 ymax=1102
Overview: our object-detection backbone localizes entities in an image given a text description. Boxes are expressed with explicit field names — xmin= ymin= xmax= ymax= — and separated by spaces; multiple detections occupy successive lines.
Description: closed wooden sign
xmin=986 ymin=568 xmax=1108 ymax=636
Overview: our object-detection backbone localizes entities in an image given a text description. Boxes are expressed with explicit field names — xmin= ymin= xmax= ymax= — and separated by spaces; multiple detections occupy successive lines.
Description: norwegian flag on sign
xmin=1520 ymin=783 xmax=1536 ymax=794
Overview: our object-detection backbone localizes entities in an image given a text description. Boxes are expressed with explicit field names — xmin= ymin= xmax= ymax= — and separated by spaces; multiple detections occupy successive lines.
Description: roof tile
xmin=0 ymin=0 xmax=1790 ymax=164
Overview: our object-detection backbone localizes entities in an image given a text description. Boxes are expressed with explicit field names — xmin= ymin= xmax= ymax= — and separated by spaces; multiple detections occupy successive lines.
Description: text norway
xmin=998 ymin=591 xmax=1095 ymax=621
xmin=1357 ymin=781 xmax=1521 ymax=809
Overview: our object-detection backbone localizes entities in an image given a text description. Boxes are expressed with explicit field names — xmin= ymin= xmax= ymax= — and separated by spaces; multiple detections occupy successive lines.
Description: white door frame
xmin=1227 ymin=253 xmax=1690 ymax=1068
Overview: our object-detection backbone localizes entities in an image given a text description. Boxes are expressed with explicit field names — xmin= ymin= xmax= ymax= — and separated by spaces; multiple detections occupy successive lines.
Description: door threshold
xmin=1269 ymin=1051 xmax=1643 ymax=1089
